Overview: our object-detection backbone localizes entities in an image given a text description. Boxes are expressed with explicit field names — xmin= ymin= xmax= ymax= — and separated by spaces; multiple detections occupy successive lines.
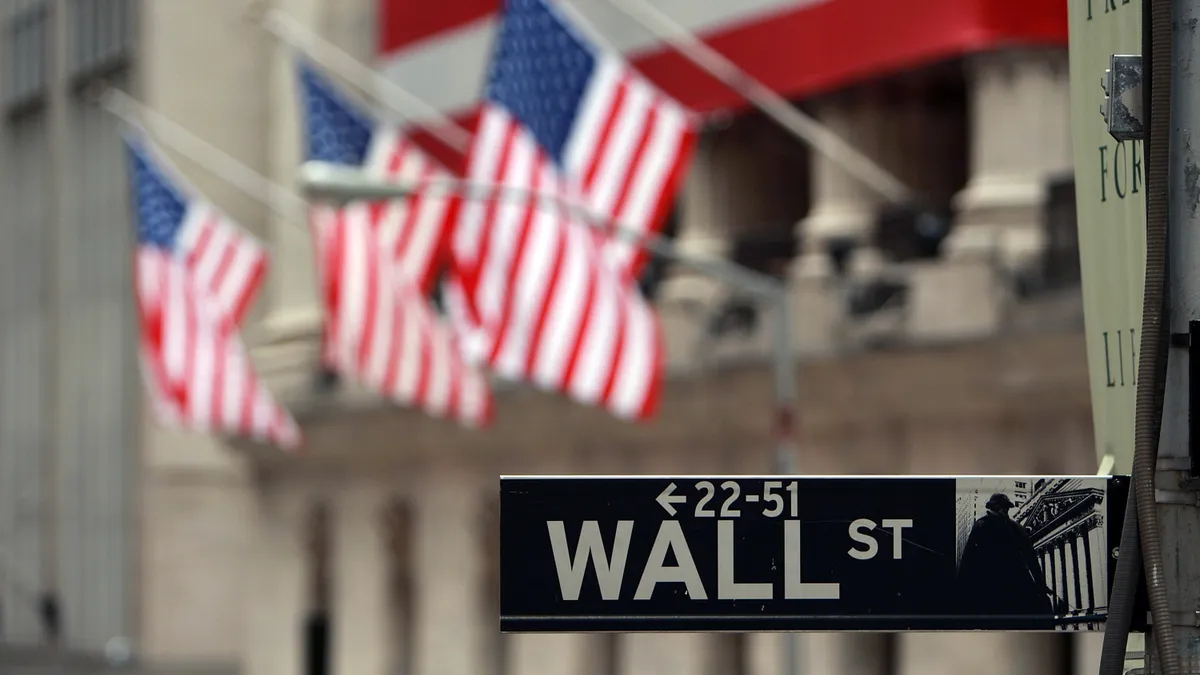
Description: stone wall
xmin=251 ymin=328 xmax=1096 ymax=480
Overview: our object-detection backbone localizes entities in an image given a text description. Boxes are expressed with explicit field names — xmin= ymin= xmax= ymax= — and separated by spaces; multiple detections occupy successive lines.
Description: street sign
xmin=1069 ymin=0 xmax=1146 ymax=476
xmin=499 ymin=475 xmax=1130 ymax=632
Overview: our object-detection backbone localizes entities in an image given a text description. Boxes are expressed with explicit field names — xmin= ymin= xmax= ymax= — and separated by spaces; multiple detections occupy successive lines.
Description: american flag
xmin=447 ymin=0 xmax=687 ymax=420
xmin=311 ymin=204 xmax=493 ymax=426
xmin=297 ymin=60 xmax=455 ymax=293
xmin=478 ymin=0 xmax=696 ymax=278
xmin=128 ymin=134 xmax=301 ymax=449
xmin=299 ymin=61 xmax=493 ymax=426
xmin=128 ymin=138 xmax=267 ymax=326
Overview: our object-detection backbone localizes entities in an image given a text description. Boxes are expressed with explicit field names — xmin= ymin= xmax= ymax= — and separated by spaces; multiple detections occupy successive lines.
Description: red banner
xmin=379 ymin=0 xmax=1066 ymax=117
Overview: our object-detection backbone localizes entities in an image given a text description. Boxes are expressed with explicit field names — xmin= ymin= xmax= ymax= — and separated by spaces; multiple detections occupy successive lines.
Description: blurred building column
xmin=808 ymin=633 xmax=891 ymax=675
xmin=621 ymin=633 xmax=710 ymax=675
xmin=793 ymin=89 xmax=889 ymax=279
xmin=413 ymin=476 xmax=487 ymax=675
xmin=331 ymin=484 xmax=397 ymax=675
xmin=944 ymin=48 xmax=1072 ymax=276
xmin=897 ymin=633 xmax=1061 ymax=675
xmin=789 ymin=88 xmax=895 ymax=353
xmin=511 ymin=634 xmax=595 ymax=675
xmin=243 ymin=483 xmax=308 ymax=675
xmin=657 ymin=130 xmax=737 ymax=369
xmin=264 ymin=0 xmax=324 ymax=339
xmin=749 ymin=633 xmax=889 ymax=675
xmin=1073 ymin=633 xmax=1105 ymax=675
xmin=44 ymin=0 xmax=70 ymax=630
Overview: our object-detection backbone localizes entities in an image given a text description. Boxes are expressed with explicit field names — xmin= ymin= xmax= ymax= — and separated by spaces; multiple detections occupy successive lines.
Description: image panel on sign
xmin=954 ymin=478 xmax=1108 ymax=632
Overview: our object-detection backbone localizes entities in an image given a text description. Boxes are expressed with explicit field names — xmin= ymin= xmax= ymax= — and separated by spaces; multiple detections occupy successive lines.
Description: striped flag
xmin=298 ymin=61 xmax=493 ymax=426
xmin=479 ymin=0 xmax=696 ymax=278
xmin=127 ymin=134 xmax=301 ymax=449
xmin=447 ymin=0 xmax=686 ymax=420
xmin=311 ymin=204 xmax=493 ymax=426
xmin=127 ymin=137 xmax=266 ymax=326
xmin=297 ymin=60 xmax=455 ymax=293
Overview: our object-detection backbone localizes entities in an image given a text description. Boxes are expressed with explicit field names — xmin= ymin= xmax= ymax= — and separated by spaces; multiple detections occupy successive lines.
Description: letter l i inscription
xmin=784 ymin=520 xmax=841 ymax=599
xmin=718 ymin=520 xmax=772 ymax=599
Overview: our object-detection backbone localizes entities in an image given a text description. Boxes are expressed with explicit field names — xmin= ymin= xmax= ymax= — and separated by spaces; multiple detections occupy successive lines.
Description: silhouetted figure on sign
xmin=956 ymin=493 xmax=1056 ymax=627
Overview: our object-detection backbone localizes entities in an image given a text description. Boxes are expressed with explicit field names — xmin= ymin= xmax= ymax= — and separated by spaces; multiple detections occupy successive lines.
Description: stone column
xmin=793 ymin=91 xmax=889 ymax=279
xmin=945 ymin=48 xmax=1072 ymax=274
xmin=621 ymin=633 xmax=709 ymax=675
xmin=661 ymin=130 xmax=737 ymax=288
xmin=657 ymin=131 xmax=736 ymax=369
xmin=747 ymin=630 xmax=890 ymax=675
xmin=748 ymin=634 xmax=785 ymax=675
xmin=243 ymin=483 xmax=308 ymax=675
xmin=331 ymin=485 xmax=397 ymax=675
xmin=140 ymin=428 xmax=258 ymax=666
xmin=512 ymin=634 xmax=594 ymax=675
xmin=807 ymin=633 xmax=891 ymax=675
xmin=1073 ymin=634 xmax=1105 ymax=675
xmin=789 ymin=90 xmax=892 ymax=352
xmin=898 ymin=633 xmax=1061 ymax=675
xmin=263 ymin=0 xmax=324 ymax=340
xmin=414 ymin=476 xmax=487 ymax=675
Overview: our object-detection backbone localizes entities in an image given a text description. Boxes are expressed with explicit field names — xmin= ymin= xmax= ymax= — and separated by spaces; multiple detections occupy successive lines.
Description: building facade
xmin=0 ymin=2 xmax=1113 ymax=675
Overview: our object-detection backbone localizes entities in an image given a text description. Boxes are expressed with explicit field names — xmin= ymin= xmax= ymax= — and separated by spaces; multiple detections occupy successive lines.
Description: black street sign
xmin=499 ymin=475 xmax=1130 ymax=632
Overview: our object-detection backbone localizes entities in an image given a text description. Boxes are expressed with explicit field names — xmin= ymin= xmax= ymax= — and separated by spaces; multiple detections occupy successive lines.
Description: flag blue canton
xmin=127 ymin=137 xmax=188 ymax=251
xmin=298 ymin=61 xmax=376 ymax=166
xmin=485 ymin=0 xmax=598 ymax=166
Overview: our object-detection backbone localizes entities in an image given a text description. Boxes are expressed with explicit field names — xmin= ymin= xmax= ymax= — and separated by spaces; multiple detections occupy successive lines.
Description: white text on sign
xmin=546 ymin=517 xmax=914 ymax=602
xmin=656 ymin=480 xmax=805 ymax=517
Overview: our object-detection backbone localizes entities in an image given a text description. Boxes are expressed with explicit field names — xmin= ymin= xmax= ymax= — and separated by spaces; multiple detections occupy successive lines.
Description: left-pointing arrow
xmin=656 ymin=482 xmax=687 ymax=516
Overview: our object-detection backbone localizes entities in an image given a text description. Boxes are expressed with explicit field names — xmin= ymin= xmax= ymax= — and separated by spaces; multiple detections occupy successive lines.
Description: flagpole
xmin=96 ymin=87 xmax=312 ymax=227
xmin=247 ymin=4 xmax=472 ymax=153
xmin=593 ymin=0 xmax=915 ymax=206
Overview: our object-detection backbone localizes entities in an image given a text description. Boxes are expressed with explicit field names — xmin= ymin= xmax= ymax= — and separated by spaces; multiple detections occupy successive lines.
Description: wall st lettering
xmin=547 ymin=517 xmax=914 ymax=602
xmin=1098 ymin=141 xmax=1143 ymax=202
xmin=1086 ymin=0 xmax=1132 ymax=21
xmin=1102 ymin=328 xmax=1137 ymax=387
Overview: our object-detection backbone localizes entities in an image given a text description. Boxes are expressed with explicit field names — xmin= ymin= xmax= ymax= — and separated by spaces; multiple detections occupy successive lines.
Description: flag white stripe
xmin=481 ymin=134 xmax=538 ymax=333
xmin=586 ymin=79 xmax=654 ymax=223
xmin=136 ymin=250 xmax=300 ymax=449
xmin=563 ymin=57 xmax=624 ymax=179
xmin=607 ymin=102 xmax=690 ymax=271
xmin=611 ymin=295 xmax=655 ymax=417
xmin=455 ymin=110 xmax=511 ymax=266
xmin=529 ymin=215 xmax=588 ymax=389
xmin=314 ymin=200 xmax=492 ymax=427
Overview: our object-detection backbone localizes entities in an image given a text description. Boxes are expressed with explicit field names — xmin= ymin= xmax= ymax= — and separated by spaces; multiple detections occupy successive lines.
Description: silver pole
xmin=771 ymin=289 xmax=801 ymax=675
xmin=596 ymin=0 xmax=915 ymax=205
xmin=1158 ymin=0 xmax=1200 ymax=670
xmin=97 ymin=87 xmax=310 ymax=222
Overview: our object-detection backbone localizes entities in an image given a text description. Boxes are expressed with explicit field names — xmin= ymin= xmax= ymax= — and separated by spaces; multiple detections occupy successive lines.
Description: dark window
xmin=3 ymin=1 xmax=50 ymax=115
xmin=68 ymin=0 xmax=134 ymax=85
